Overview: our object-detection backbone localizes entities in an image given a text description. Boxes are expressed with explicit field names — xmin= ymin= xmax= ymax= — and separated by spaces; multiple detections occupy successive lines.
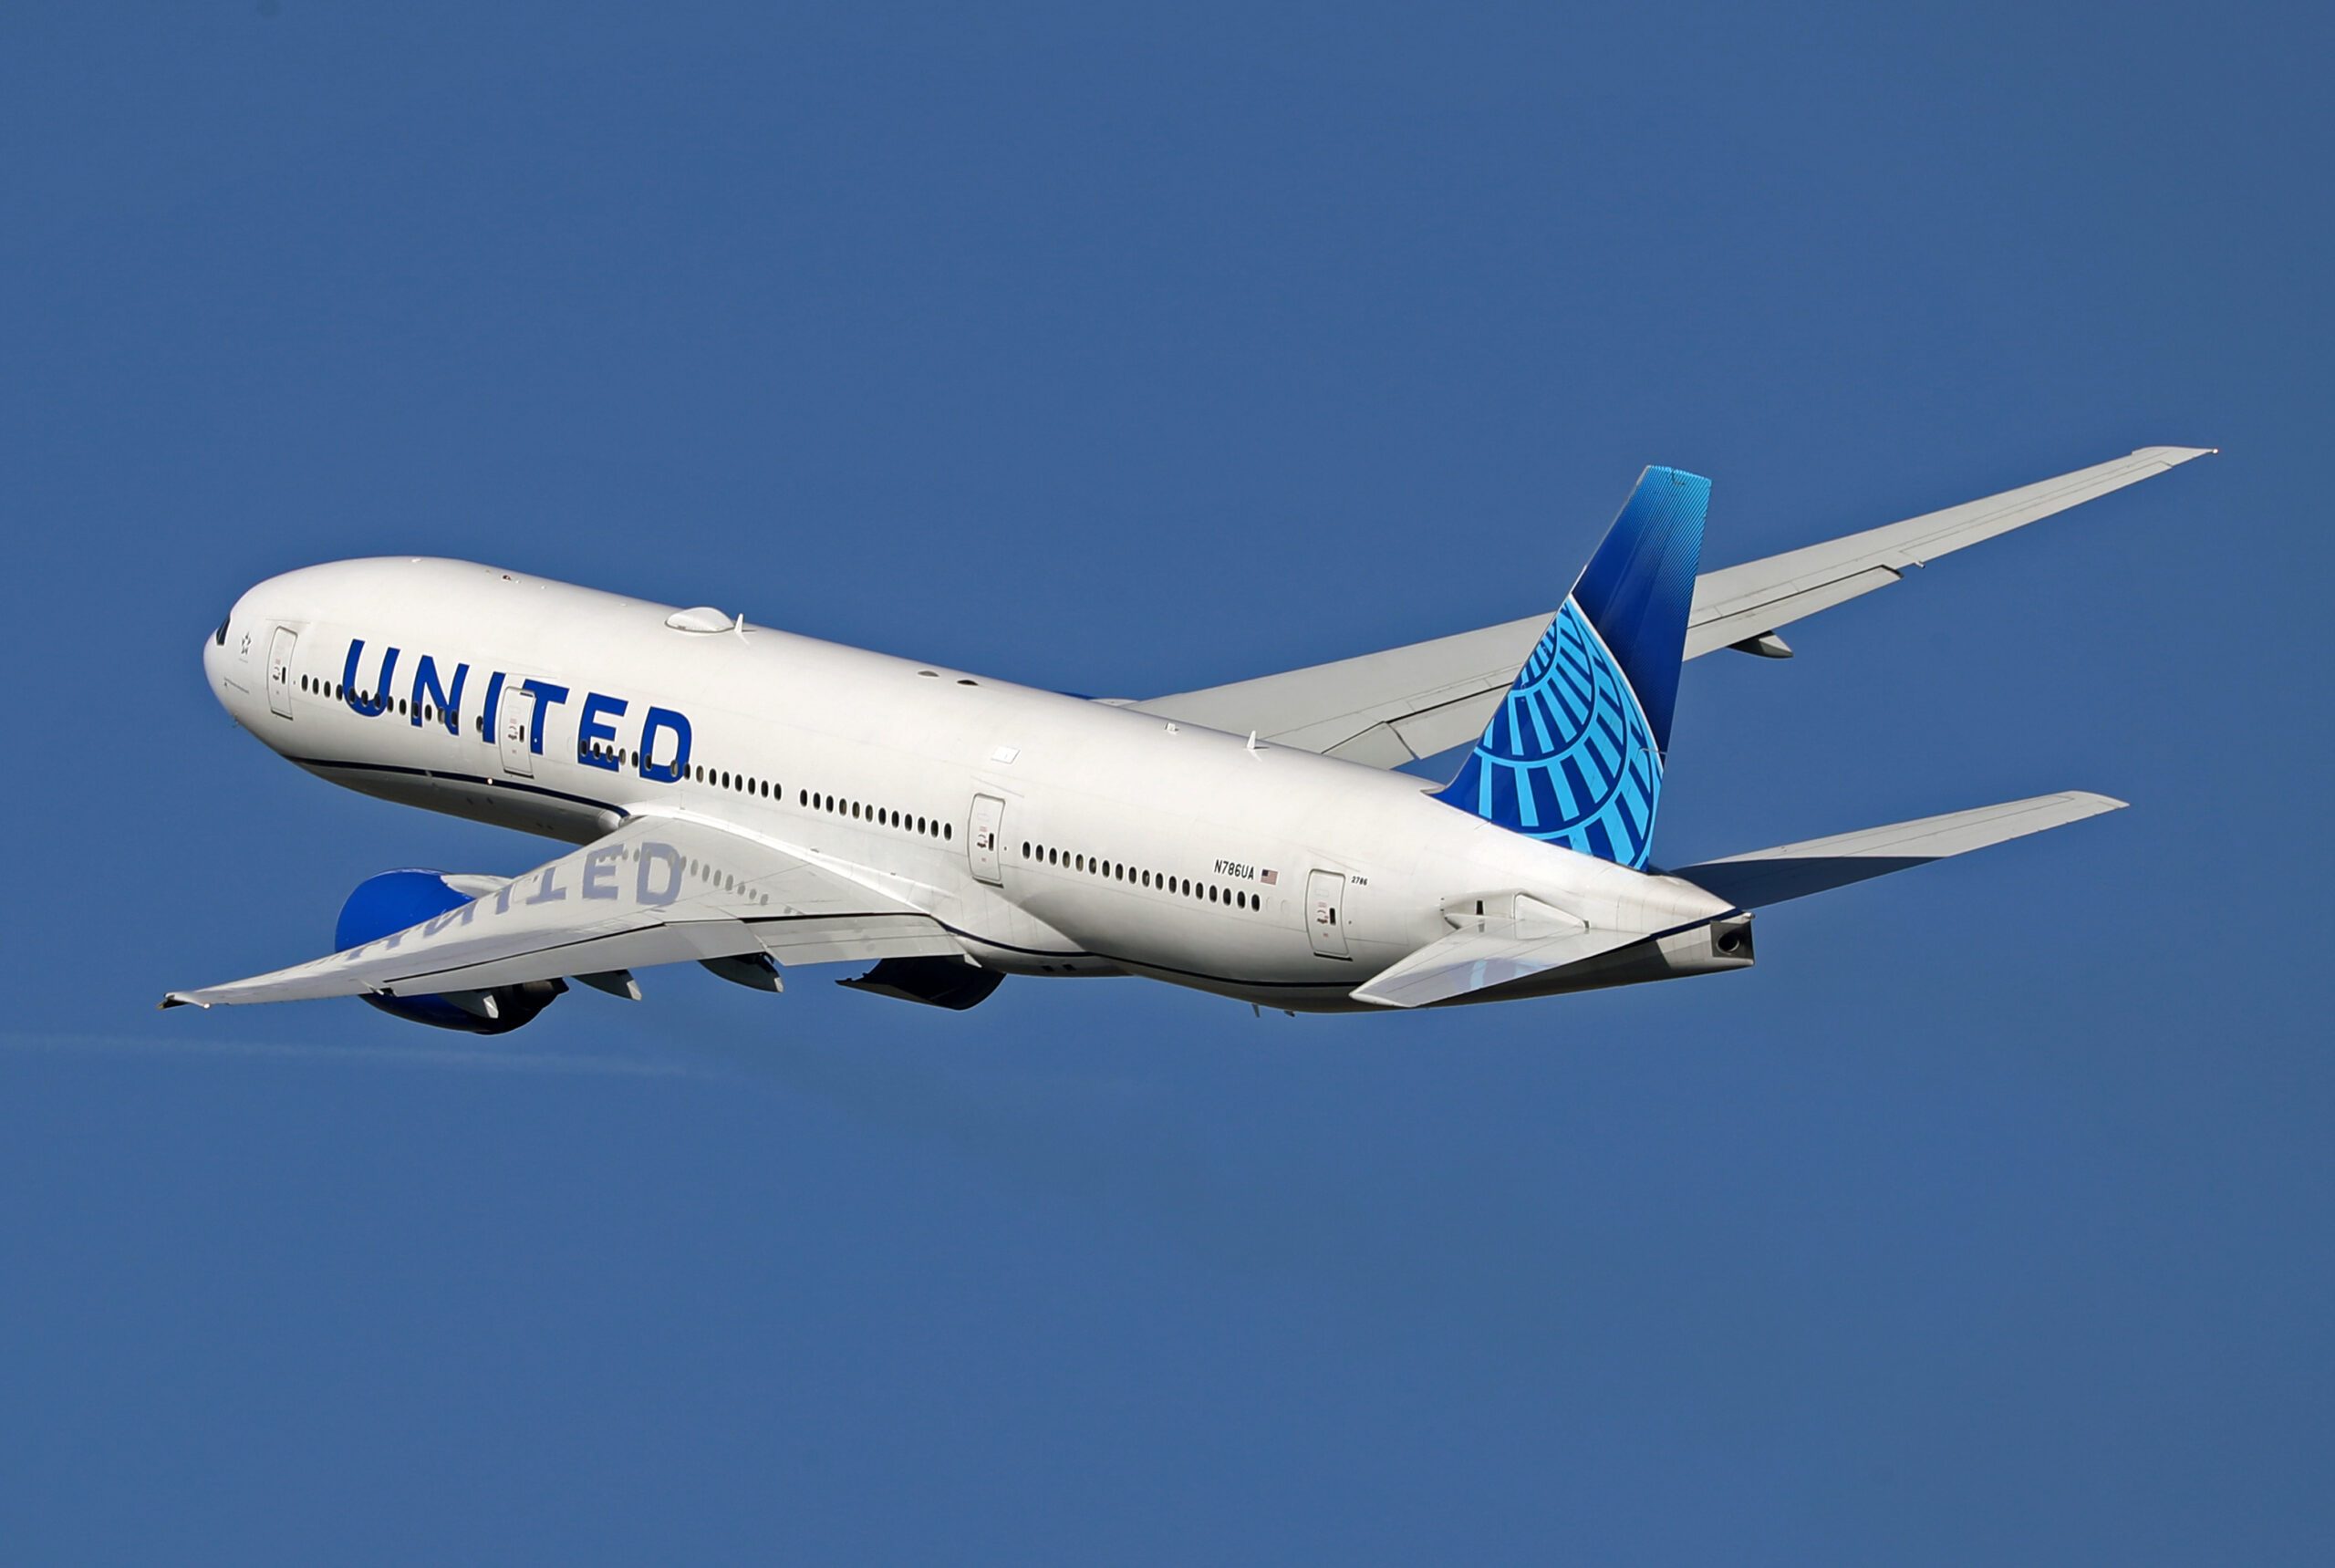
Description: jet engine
xmin=336 ymin=869 xmax=565 ymax=1033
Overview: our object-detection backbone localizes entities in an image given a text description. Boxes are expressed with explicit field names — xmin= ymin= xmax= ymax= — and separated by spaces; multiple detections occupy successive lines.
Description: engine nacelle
xmin=337 ymin=869 xmax=564 ymax=1033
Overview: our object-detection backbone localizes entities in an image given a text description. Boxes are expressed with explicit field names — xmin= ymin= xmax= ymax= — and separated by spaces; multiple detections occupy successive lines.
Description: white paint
xmin=194 ymin=557 xmax=1738 ymax=1012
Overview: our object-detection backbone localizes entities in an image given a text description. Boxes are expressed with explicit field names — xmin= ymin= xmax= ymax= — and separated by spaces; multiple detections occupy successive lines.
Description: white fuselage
xmin=203 ymin=558 xmax=1734 ymax=1011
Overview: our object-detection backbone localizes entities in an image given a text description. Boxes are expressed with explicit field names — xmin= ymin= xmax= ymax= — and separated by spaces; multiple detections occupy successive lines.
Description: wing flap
xmin=379 ymin=918 xmax=766 ymax=996
xmin=746 ymin=913 xmax=966 ymax=967
xmin=1682 ymin=565 xmax=1902 ymax=658
xmin=1670 ymin=791 xmax=2127 ymax=909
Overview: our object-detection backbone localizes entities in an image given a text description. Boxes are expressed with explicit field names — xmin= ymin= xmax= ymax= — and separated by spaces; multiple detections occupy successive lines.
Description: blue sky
xmin=3 ymin=3 xmax=2328 ymax=1561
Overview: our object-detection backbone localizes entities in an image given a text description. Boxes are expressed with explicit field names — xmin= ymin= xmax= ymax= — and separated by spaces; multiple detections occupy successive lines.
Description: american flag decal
xmin=1261 ymin=869 xmax=1278 ymax=885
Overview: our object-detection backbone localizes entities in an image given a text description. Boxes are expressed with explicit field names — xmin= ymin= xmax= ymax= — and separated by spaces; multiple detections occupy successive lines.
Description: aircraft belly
xmin=302 ymin=761 xmax=611 ymax=844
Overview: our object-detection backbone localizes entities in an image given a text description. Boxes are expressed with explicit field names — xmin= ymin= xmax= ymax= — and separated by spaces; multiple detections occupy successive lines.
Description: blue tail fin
xmin=1432 ymin=466 xmax=1710 ymax=868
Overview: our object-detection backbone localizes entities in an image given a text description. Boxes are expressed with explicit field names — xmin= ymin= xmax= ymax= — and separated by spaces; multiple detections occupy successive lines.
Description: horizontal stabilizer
xmin=1671 ymin=791 xmax=2126 ymax=909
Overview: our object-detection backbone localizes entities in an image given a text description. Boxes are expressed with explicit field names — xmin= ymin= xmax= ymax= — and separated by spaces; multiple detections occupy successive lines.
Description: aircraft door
xmin=265 ymin=627 xmax=297 ymax=719
xmin=1306 ymin=870 xmax=1349 ymax=958
xmin=968 ymin=794 xmax=1006 ymax=886
xmin=497 ymin=682 xmax=535 ymax=778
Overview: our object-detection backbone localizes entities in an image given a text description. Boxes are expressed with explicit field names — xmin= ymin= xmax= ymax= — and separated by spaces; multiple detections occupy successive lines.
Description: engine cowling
xmin=336 ymin=869 xmax=565 ymax=1033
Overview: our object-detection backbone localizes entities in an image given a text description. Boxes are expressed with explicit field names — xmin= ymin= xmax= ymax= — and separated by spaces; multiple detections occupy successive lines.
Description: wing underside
xmin=163 ymin=813 xmax=964 ymax=1009
xmin=1137 ymin=447 xmax=2213 ymax=766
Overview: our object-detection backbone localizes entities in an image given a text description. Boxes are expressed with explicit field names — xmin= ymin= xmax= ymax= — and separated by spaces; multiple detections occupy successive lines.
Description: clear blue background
xmin=4 ymin=3 xmax=2327 ymax=1561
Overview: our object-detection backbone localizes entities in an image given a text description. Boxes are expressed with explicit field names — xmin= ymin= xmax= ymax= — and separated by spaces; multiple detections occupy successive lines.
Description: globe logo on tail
xmin=1441 ymin=597 xmax=1662 ymax=867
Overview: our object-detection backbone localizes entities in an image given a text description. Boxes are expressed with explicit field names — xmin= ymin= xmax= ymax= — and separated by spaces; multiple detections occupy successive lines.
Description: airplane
xmin=165 ymin=445 xmax=2212 ymax=1028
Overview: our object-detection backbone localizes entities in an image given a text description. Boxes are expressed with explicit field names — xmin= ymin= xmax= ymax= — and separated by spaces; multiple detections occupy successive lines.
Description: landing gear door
xmin=497 ymin=682 xmax=535 ymax=779
xmin=968 ymin=794 xmax=1006 ymax=886
xmin=1306 ymin=870 xmax=1349 ymax=958
xmin=265 ymin=627 xmax=297 ymax=719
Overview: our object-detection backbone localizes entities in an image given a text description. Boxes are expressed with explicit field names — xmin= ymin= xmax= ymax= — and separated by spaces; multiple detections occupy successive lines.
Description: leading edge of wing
xmin=162 ymin=814 xmax=960 ymax=1009
xmin=1135 ymin=447 xmax=2214 ymax=766
xmin=1680 ymin=445 xmax=2216 ymax=657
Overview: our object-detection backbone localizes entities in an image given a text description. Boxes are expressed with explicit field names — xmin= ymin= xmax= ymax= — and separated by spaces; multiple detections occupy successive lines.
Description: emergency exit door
xmin=968 ymin=794 xmax=1006 ymax=885
xmin=265 ymin=627 xmax=297 ymax=719
xmin=497 ymin=682 xmax=535 ymax=778
xmin=1306 ymin=870 xmax=1349 ymax=958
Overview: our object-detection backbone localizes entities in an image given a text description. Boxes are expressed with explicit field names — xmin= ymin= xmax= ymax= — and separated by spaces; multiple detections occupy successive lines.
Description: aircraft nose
xmin=202 ymin=612 xmax=243 ymax=717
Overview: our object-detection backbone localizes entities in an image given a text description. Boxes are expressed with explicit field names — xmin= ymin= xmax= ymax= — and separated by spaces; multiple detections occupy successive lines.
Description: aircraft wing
xmin=1137 ymin=447 xmax=2213 ymax=767
xmin=162 ymin=813 xmax=963 ymax=1009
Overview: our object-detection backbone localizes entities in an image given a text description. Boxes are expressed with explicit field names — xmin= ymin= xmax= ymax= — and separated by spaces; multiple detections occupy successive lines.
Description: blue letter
xmin=638 ymin=707 xmax=691 ymax=784
xmin=410 ymin=655 xmax=469 ymax=733
xmin=520 ymin=680 xmax=570 ymax=755
xmin=342 ymin=640 xmax=399 ymax=718
xmin=478 ymin=671 xmax=505 ymax=742
xmin=577 ymin=692 xmax=628 ymax=771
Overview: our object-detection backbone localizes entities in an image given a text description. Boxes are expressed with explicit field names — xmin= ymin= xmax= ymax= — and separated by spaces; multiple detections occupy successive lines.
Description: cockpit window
xmin=213 ymin=617 xmax=230 ymax=647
